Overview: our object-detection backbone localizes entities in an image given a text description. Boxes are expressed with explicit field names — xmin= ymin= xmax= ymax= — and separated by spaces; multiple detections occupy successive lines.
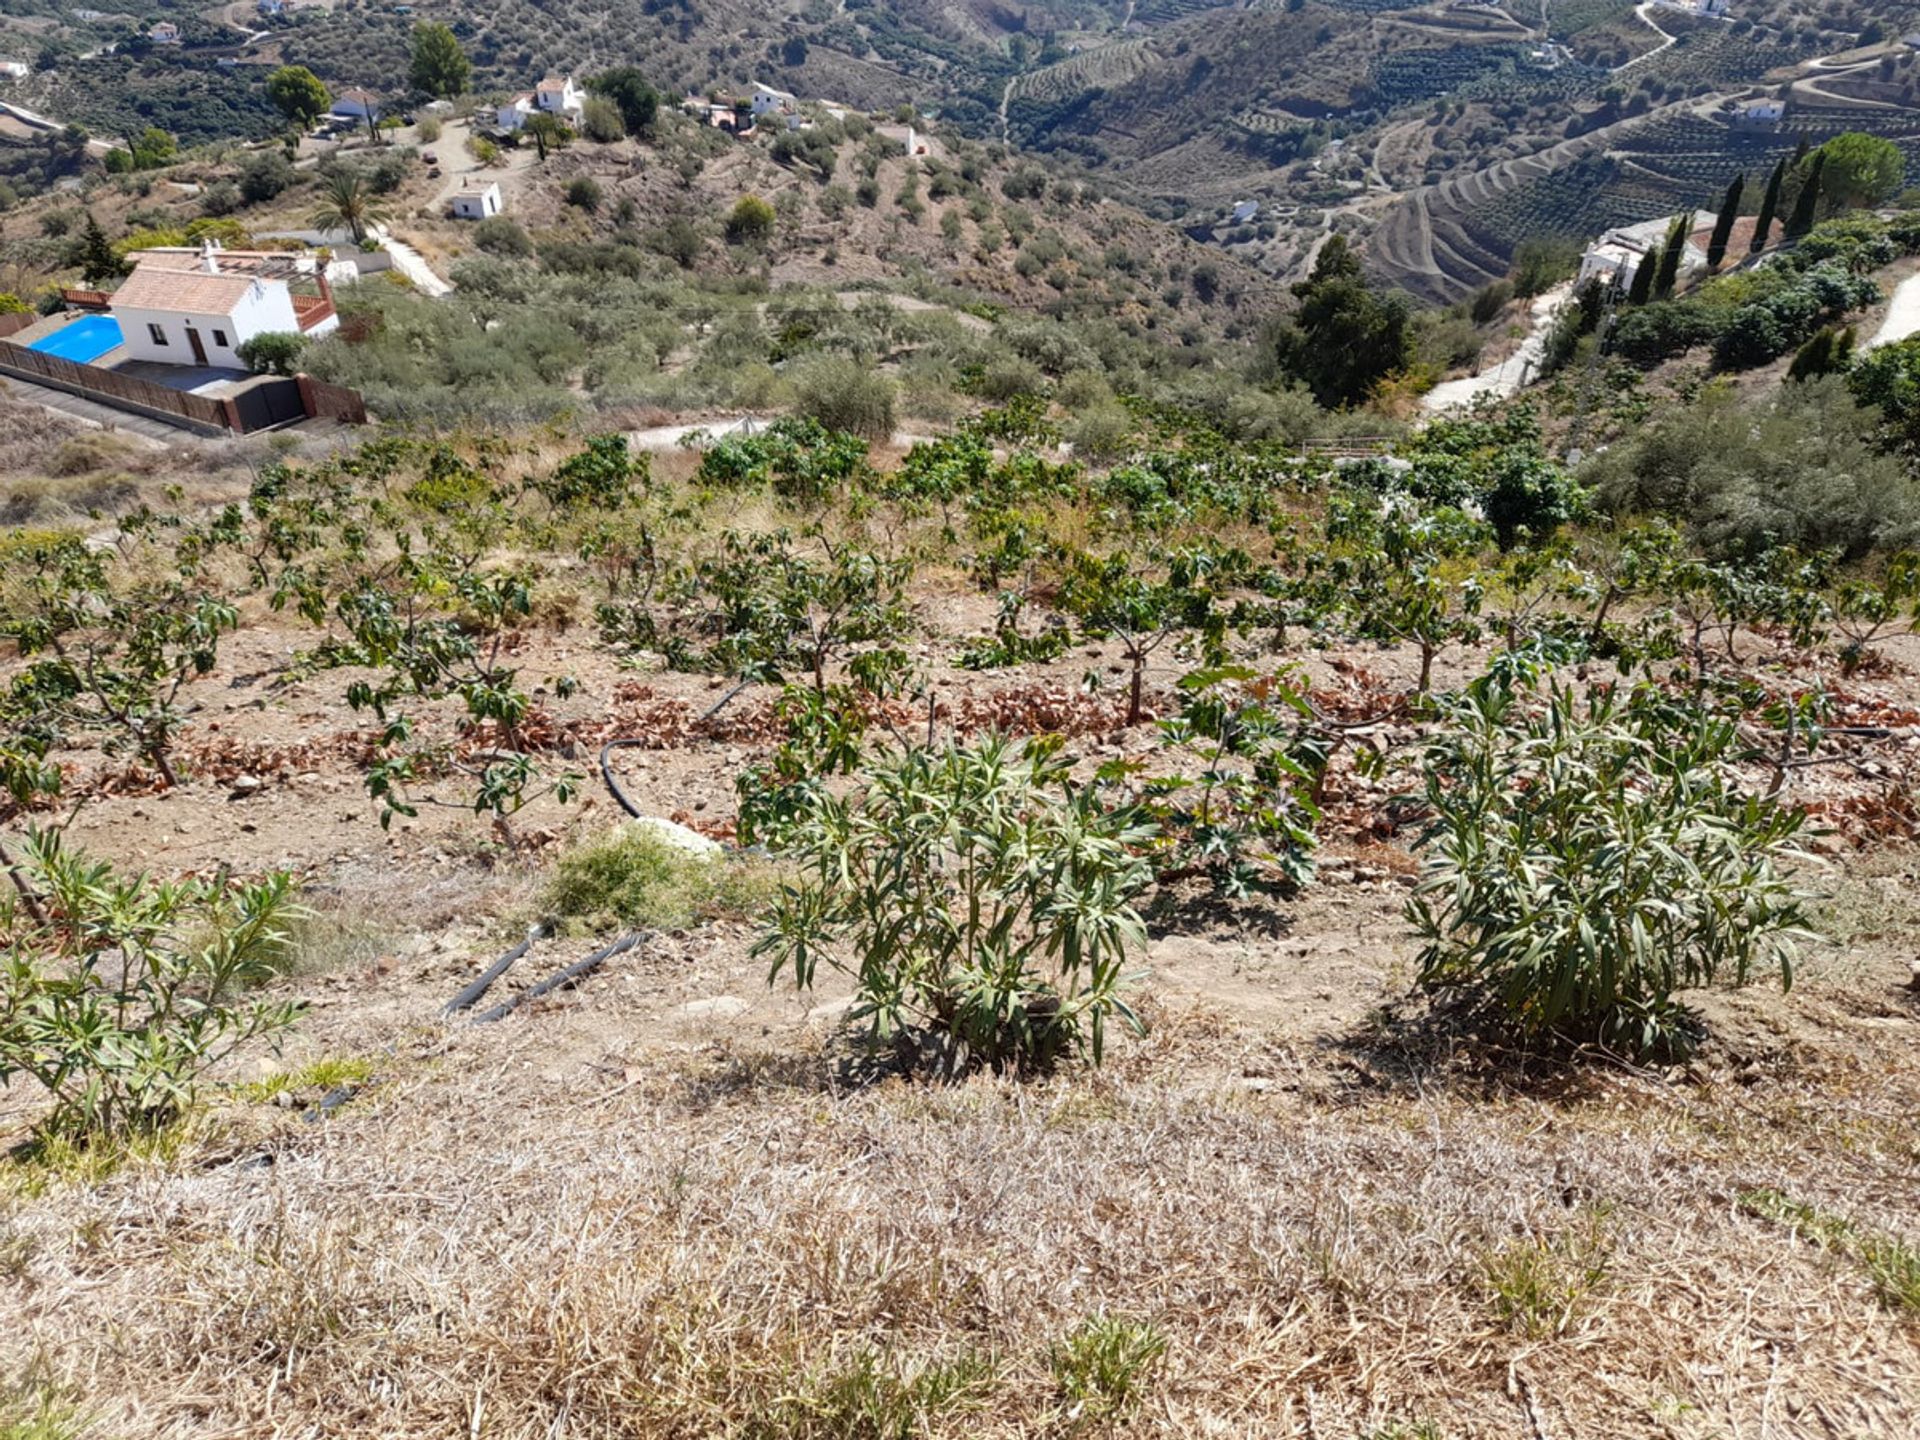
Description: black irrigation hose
xmin=442 ymin=925 xmax=548 ymax=1017
xmin=470 ymin=931 xmax=647 ymax=1025
xmin=599 ymin=739 xmax=648 ymax=819
xmin=599 ymin=676 xmax=757 ymax=819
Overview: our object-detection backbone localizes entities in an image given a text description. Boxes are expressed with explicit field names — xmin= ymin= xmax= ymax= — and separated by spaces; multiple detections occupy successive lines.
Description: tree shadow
xmin=1143 ymin=883 xmax=1296 ymax=942
xmin=1318 ymin=988 xmax=1690 ymax=1106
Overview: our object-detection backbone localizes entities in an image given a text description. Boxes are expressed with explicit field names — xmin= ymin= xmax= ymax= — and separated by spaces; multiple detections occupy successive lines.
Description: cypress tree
xmin=1752 ymin=159 xmax=1785 ymax=253
xmin=1653 ymin=211 xmax=1692 ymax=300
xmin=1706 ymin=173 xmax=1744 ymax=270
xmin=1784 ymin=153 xmax=1825 ymax=239
xmin=1626 ymin=249 xmax=1656 ymax=305
xmin=77 ymin=211 xmax=124 ymax=287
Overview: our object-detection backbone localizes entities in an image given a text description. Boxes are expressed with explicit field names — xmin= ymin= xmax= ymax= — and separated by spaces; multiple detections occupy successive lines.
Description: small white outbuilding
xmin=450 ymin=180 xmax=503 ymax=220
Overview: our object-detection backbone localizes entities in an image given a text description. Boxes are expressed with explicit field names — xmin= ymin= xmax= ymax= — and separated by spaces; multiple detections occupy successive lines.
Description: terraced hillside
xmin=1368 ymin=91 xmax=1920 ymax=302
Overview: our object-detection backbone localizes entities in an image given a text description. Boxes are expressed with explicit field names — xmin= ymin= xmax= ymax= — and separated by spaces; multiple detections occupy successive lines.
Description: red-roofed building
xmin=110 ymin=243 xmax=338 ymax=368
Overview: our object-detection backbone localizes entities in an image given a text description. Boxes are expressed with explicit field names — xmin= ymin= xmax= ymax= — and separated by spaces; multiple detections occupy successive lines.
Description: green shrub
xmin=1585 ymin=377 xmax=1920 ymax=559
xmin=580 ymin=96 xmax=625 ymax=143
xmin=790 ymin=354 xmax=897 ymax=438
xmin=0 ymin=831 xmax=305 ymax=1138
xmin=1408 ymin=673 xmax=1814 ymax=1054
xmin=724 ymin=194 xmax=776 ymax=246
xmin=471 ymin=216 xmax=532 ymax=257
xmin=544 ymin=827 xmax=771 ymax=932
xmin=566 ymin=176 xmax=603 ymax=212
xmin=755 ymin=736 xmax=1155 ymax=1073
xmin=236 ymin=330 xmax=306 ymax=375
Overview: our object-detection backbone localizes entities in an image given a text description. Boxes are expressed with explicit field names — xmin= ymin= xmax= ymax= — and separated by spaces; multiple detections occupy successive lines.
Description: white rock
xmin=630 ymin=816 xmax=723 ymax=859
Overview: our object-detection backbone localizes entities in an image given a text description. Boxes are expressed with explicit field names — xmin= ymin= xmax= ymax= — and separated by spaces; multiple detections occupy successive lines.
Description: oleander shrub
xmin=1407 ymin=673 xmax=1813 ymax=1055
xmin=0 ymin=831 xmax=305 ymax=1138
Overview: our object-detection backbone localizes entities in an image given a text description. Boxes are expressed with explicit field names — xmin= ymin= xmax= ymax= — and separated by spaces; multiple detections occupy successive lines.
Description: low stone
xmin=629 ymin=815 xmax=723 ymax=859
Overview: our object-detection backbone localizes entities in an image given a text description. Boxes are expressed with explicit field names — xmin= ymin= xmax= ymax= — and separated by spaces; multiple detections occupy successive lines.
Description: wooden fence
xmin=0 ymin=339 xmax=370 ymax=434
xmin=0 ymin=338 xmax=232 ymax=432
xmin=296 ymin=373 xmax=368 ymax=425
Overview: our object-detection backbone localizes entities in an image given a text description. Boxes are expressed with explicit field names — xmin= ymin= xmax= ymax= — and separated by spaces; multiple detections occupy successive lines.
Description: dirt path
xmin=1421 ymin=281 xmax=1572 ymax=413
xmin=1865 ymin=270 xmax=1920 ymax=351
xmin=1618 ymin=1 xmax=1677 ymax=71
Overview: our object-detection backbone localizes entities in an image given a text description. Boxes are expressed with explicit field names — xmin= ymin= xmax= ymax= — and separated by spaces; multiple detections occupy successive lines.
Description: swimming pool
xmin=27 ymin=315 xmax=125 ymax=365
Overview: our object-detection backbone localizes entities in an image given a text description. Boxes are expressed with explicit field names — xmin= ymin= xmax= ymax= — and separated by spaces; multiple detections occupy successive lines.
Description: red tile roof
xmin=110 ymin=263 xmax=262 ymax=316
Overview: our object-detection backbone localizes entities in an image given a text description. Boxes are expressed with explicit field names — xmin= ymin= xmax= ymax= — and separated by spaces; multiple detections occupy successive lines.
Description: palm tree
xmin=309 ymin=169 xmax=392 ymax=246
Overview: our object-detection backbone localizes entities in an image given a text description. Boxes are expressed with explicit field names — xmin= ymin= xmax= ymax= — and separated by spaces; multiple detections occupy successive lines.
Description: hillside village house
xmin=0 ymin=59 xmax=29 ymax=79
xmin=147 ymin=21 xmax=181 ymax=44
xmin=450 ymin=179 xmax=503 ymax=220
xmin=257 ymin=0 xmax=289 ymax=15
xmin=498 ymin=75 xmax=584 ymax=132
xmin=329 ymin=88 xmax=382 ymax=122
xmin=750 ymin=83 xmax=796 ymax=120
xmin=1578 ymin=211 xmax=1759 ymax=289
xmin=108 ymin=244 xmax=338 ymax=369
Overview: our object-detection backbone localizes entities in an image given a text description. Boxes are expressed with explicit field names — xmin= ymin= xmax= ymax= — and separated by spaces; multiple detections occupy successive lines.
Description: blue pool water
xmin=27 ymin=315 xmax=124 ymax=365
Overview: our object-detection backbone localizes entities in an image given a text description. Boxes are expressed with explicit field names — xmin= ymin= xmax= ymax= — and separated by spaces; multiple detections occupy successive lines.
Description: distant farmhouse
xmin=498 ymin=75 xmax=584 ymax=132
xmin=147 ymin=21 xmax=181 ymax=44
xmin=1579 ymin=211 xmax=1760 ymax=288
xmin=330 ymin=88 xmax=382 ymax=122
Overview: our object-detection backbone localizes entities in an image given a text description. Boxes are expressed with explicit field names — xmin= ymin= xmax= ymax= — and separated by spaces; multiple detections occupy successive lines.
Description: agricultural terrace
xmin=1 ymin=376 xmax=1918 ymax=1435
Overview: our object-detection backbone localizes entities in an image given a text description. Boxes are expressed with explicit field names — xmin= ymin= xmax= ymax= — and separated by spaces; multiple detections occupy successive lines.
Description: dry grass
xmin=3 ymin=975 xmax=1918 ymax=1439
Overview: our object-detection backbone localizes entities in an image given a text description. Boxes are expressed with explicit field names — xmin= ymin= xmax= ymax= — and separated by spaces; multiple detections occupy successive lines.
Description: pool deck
xmin=10 ymin=317 xmax=252 ymax=395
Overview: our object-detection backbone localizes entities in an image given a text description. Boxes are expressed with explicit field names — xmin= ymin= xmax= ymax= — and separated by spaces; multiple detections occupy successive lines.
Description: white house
xmin=330 ymin=88 xmax=382 ymax=122
xmin=257 ymin=0 xmax=288 ymax=14
xmin=109 ymin=245 xmax=338 ymax=369
xmin=496 ymin=91 xmax=536 ymax=130
xmin=498 ymin=74 xmax=584 ymax=131
xmin=1737 ymin=99 xmax=1785 ymax=126
xmin=536 ymin=74 xmax=582 ymax=120
xmin=1229 ymin=199 xmax=1259 ymax=225
xmin=450 ymin=179 xmax=502 ymax=220
xmin=1578 ymin=214 xmax=1709 ymax=288
xmin=750 ymin=83 xmax=795 ymax=119
xmin=0 ymin=59 xmax=29 ymax=79
xmin=147 ymin=21 xmax=181 ymax=44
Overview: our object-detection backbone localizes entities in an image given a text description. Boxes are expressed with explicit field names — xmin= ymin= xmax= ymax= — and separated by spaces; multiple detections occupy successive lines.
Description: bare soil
xmin=4 ymin=425 xmax=1920 ymax=1436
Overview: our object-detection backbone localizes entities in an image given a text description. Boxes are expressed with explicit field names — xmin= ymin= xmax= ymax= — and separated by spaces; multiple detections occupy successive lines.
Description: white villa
xmin=0 ymin=59 xmax=29 ymax=79
xmin=497 ymin=74 xmax=584 ymax=132
xmin=750 ymin=83 xmax=796 ymax=119
xmin=109 ymin=244 xmax=338 ymax=369
xmin=450 ymin=179 xmax=503 ymax=220
xmin=147 ymin=21 xmax=181 ymax=44
xmin=1579 ymin=214 xmax=1711 ymax=288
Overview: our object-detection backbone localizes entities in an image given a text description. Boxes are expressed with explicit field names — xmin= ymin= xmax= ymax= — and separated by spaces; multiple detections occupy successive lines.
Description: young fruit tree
xmin=754 ymin=736 xmax=1156 ymax=1073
